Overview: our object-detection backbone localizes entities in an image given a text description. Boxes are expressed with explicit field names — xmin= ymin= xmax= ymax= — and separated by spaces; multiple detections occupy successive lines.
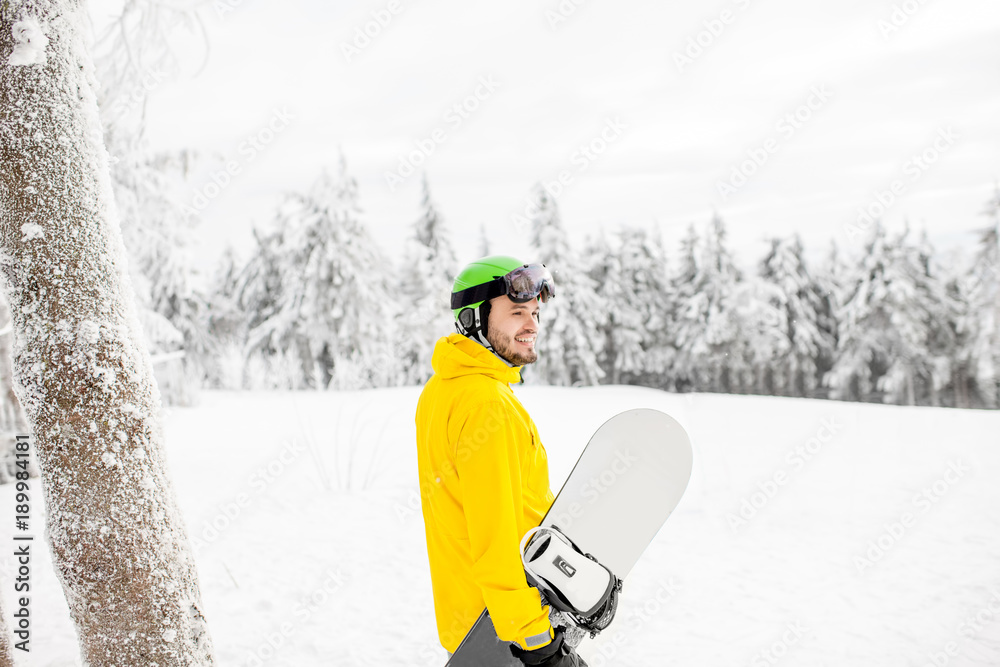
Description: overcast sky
xmin=92 ymin=0 xmax=1000 ymax=275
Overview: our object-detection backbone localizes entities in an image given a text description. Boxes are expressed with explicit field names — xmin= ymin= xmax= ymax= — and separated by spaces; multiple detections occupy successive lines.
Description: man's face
xmin=486 ymin=295 xmax=541 ymax=366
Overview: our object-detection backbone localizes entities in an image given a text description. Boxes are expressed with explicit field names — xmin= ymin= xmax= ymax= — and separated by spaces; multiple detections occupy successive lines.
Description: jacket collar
xmin=431 ymin=333 xmax=522 ymax=385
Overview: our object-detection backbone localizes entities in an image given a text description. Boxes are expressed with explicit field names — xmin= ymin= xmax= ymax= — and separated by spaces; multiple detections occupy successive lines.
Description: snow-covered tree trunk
xmin=0 ymin=597 xmax=12 ymax=667
xmin=0 ymin=3 xmax=213 ymax=665
xmin=965 ymin=189 xmax=1000 ymax=407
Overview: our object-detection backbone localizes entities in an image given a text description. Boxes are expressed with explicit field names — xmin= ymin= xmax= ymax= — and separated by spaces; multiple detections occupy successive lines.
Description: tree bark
xmin=0 ymin=594 xmax=12 ymax=667
xmin=0 ymin=2 xmax=213 ymax=664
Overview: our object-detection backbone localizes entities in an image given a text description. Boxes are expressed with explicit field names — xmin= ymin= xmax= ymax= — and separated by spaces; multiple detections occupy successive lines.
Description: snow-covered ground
xmin=2 ymin=386 xmax=999 ymax=666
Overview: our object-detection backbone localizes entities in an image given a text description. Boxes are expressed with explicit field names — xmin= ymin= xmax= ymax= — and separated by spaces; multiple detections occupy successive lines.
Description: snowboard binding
xmin=519 ymin=525 xmax=623 ymax=640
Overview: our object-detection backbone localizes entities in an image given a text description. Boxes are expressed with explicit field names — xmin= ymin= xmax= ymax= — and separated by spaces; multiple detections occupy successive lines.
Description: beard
xmin=487 ymin=329 xmax=538 ymax=366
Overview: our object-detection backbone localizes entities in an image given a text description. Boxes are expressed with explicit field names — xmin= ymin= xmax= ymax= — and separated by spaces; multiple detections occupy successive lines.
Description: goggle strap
xmin=451 ymin=278 xmax=506 ymax=310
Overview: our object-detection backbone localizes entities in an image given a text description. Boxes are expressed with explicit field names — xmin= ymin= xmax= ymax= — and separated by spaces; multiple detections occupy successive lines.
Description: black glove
xmin=509 ymin=628 xmax=588 ymax=667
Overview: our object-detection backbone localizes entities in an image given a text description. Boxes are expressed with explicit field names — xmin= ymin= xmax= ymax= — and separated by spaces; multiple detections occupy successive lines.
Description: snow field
xmin=0 ymin=386 xmax=998 ymax=666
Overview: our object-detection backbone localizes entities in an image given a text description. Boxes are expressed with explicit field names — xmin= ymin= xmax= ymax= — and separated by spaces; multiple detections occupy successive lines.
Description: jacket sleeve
xmin=455 ymin=401 xmax=553 ymax=650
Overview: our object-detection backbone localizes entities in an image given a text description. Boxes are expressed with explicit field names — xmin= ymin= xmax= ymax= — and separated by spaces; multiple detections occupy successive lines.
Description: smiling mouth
xmin=515 ymin=336 xmax=535 ymax=345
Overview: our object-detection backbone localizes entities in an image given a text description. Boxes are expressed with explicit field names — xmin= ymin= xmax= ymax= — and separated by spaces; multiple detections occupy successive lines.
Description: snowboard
xmin=445 ymin=408 xmax=693 ymax=666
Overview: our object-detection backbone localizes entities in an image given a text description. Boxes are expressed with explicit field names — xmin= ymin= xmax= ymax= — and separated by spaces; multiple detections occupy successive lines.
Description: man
xmin=416 ymin=256 xmax=587 ymax=666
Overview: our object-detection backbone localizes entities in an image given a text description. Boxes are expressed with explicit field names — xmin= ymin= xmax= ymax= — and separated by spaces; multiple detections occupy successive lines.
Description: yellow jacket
xmin=416 ymin=333 xmax=556 ymax=653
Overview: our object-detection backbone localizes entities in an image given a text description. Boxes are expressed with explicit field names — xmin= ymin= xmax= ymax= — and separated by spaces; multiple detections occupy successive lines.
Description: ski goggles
xmin=451 ymin=264 xmax=556 ymax=310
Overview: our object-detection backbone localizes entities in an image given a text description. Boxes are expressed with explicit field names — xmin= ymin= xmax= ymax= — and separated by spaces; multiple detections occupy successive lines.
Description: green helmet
xmin=452 ymin=255 xmax=524 ymax=318
xmin=451 ymin=255 xmax=524 ymax=349
xmin=450 ymin=255 xmax=556 ymax=351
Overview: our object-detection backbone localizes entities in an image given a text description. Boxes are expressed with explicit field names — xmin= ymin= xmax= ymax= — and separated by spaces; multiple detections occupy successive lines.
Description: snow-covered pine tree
xmin=240 ymin=227 xmax=282 ymax=336
xmin=825 ymin=221 xmax=951 ymax=404
xmin=248 ymin=157 xmax=398 ymax=390
xmin=642 ymin=224 xmax=676 ymax=387
xmin=240 ymin=184 xmax=317 ymax=389
xmin=214 ymin=243 xmax=242 ymax=304
xmin=730 ymin=272 xmax=788 ymax=396
xmin=526 ymin=184 xmax=604 ymax=386
xmin=91 ymin=0 xmax=196 ymax=142
xmin=963 ymin=186 xmax=1000 ymax=407
xmin=0 ymin=3 xmax=213 ymax=664
xmin=590 ymin=225 xmax=671 ymax=386
xmin=478 ymin=223 xmax=491 ymax=257
xmin=670 ymin=215 xmax=744 ymax=393
xmin=667 ymin=223 xmax=700 ymax=391
xmin=912 ymin=228 xmax=960 ymax=406
xmin=826 ymin=228 xmax=878 ymax=400
xmin=756 ymin=234 xmax=835 ymax=396
xmin=238 ymin=219 xmax=325 ymax=391
xmin=826 ymin=222 xmax=894 ymax=402
xmin=940 ymin=257 xmax=973 ymax=407
xmin=878 ymin=226 xmax=955 ymax=405
xmin=812 ymin=238 xmax=843 ymax=399
xmin=398 ymin=174 xmax=457 ymax=384
xmin=202 ymin=244 xmax=245 ymax=389
xmin=586 ymin=228 xmax=637 ymax=385
xmin=115 ymin=149 xmax=210 ymax=405
xmin=93 ymin=1 xmax=209 ymax=406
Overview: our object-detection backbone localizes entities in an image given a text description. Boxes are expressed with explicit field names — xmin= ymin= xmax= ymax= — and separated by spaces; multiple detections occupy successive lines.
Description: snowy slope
xmin=1 ymin=386 xmax=999 ymax=666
